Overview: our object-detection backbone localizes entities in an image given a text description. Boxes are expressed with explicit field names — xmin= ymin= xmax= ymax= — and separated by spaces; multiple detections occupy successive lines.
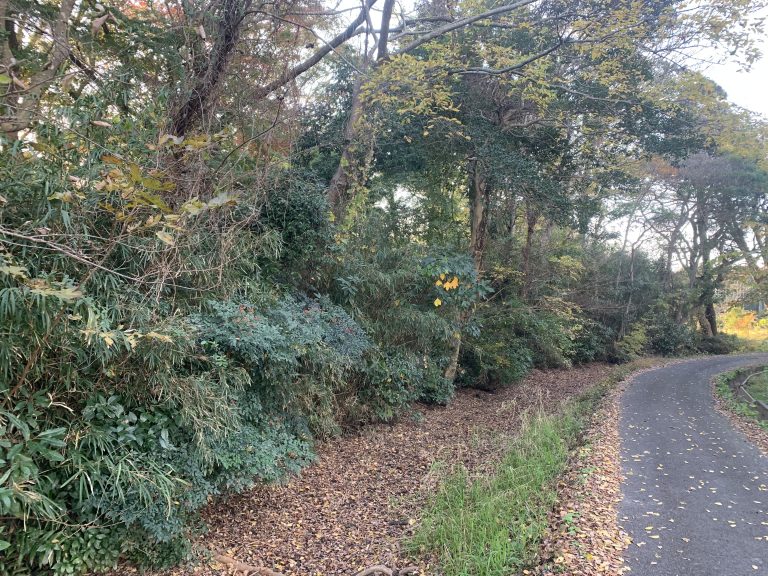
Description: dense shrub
xmin=0 ymin=297 xmax=316 ymax=574
xmin=696 ymin=333 xmax=740 ymax=355
xmin=456 ymin=299 xmax=617 ymax=391
xmin=570 ymin=319 xmax=615 ymax=364
xmin=193 ymin=295 xmax=370 ymax=437
xmin=615 ymin=324 xmax=649 ymax=361
xmin=259 ymin=178 xmax=332 ymax=275
xmin=456 ymin=304 xmax=534 ymax=391
xmin=646 ymin=314 xmax=696 ymax=356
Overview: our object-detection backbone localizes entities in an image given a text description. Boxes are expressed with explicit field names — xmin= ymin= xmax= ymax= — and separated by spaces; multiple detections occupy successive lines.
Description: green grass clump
xmin=408 ymin=361 xmax=648 ymax=576
xmin=715 ymin=369 xmax=768 ymax=430
xmin=745 ymin=371 xmax=768 ymax=404
xmin=409 ymin=414 xmax=574 ymax=575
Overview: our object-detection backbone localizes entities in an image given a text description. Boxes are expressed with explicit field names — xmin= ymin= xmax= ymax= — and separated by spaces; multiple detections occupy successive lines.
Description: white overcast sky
xmin=703 ymin=28 xmax=768 ymax=118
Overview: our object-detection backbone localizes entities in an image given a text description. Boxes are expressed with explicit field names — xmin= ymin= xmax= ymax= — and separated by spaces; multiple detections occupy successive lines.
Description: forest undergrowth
xmin=2 ymin=1 xmax=767 ymax=574
xmin=160 ymin=363 xmax=617 ymax=576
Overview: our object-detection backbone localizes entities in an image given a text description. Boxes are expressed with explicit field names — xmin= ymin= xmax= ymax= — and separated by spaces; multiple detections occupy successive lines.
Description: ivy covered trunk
xmin=444 ymin=158 xmax=490 ymax=383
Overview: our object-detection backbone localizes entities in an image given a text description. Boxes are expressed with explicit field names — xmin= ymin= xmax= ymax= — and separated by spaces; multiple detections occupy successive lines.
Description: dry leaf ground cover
xmin=155 ymin=363 xmax=621 ymax=576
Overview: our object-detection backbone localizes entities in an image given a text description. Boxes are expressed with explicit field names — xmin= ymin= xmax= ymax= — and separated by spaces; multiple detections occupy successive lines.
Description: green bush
xmin=456 ymin=300 xmax=612 ymax=391
xmin=259 ymin=177 xmax=332 ymax=275
xmin=193 ymin=295 xmax=370 ymax=437
xmin=570 ymin=319 xmax=615 ymax=364
xmin=696 ymin=333 xmax=740 ymax=355
xmin=457 ymin=322 xmax=533 ymax=391
xmin=352 ymin=352 xmax=421 ymax=422
xmin=646 ymin=315 xmax=696 ymax=356
xmin=615 ymin=323 xmax=649 ymax=361
xmin=415 ymin=360 xmax=456 ymax=405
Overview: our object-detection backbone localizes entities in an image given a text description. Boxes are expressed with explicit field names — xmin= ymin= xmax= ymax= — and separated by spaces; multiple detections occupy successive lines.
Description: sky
xmin=703 ymin=32 xmax=768 ymax=118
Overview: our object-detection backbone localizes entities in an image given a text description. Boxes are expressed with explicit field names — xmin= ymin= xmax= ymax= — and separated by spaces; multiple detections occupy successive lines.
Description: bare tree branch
xmin=376 ymin=0 xmax=396 ymax=61
xmin=396 ymin=0 xmax=539 ymax=55
xmin=170 ymin=0 xmax=254 ymax=137
xmin=251 ymin=0 xmax=378 ymax=101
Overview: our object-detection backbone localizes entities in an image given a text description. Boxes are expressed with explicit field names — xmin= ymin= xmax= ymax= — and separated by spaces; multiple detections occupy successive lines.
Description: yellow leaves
xmin=101 ymin=154 xmax=123 ymax=165
xmin=0 ymin=263 xmax=28 ymax=280
xmin=144 ymin=331 xmax=173 ymax=344
xmin=158 ymin=134 xmax=185 ymax=147
xmin=433 ymin=273 xmax=459 ymax=306
xmin=443 ymin=276 xmax=459 ymax=291
xmin=81 ymin=327 xmax=173 ymax=351
xmin=48 ymin=190 xmax=85 ymax=203
xmin=180 ymin=193 xmax=239 ymax=216
xmin=155 ymin=230 xmax=175 ymax=246
xmin=30 ymin=141 xmax=58 ymax=156
xmin=436 ymin=273 xmax=459 ymax=290
xmin=183 ymin=134 xmax=211 ymax=150
xmin=96 ymin=153 xmax=239 ymax=247
xmin=206 ymin=191 xmax=239 ymax=208
xmin=26 ymin=279 xmax=82 ymax=302
xmin=362 ymin=52 xmax=461 ymax=127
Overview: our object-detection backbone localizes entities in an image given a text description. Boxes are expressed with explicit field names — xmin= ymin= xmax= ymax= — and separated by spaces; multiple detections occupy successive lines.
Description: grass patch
xmin=715 ymin=369 xmax=768 ymax=431
xmin=407 ymin=360 xmax=652 ymax=576
xmin=745 ymin=371 xmax=768 ymax=404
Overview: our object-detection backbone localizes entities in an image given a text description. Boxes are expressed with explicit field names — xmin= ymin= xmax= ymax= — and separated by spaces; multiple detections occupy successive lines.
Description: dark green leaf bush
xmin=646 ymin=314 xmax=696 ymax=356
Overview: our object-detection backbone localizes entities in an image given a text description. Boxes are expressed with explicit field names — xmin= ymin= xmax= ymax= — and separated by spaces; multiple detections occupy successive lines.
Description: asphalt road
xmin=620 ymin=355 xmax=768 ymax=576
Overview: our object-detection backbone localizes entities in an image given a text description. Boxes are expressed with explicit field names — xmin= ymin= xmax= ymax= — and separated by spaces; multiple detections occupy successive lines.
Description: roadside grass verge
xmin=744 ymin=370 xmax=768 ymax=404
xmin=407 ymin=360 xmax=654 ymax=576
xmin=715 ymin=368 xmax=768 ymax=431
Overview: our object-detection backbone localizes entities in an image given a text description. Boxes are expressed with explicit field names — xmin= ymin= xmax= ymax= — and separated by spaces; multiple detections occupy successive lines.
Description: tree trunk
xmin=443 ymin=158 xmax=491 ymax=383
xmin=692 ymin=189 xmax=719 ymax=337
xmin=443 ymin=327 xmax=463 ymax=384
xmin=170 ymin=0 xmax=252 ymax=137
xmin=619 ymin=246 xmax=636 ymax=338
xmin=327 ymin=77 xmax=366 ymax=220
xmin=705 ymin=302 xmax=718 ymax=336
xmin=521 ymin=202 xmax=538 ymax=300
xmin=1 ymin=0 xmax=76 ymax=137
xmin=468 ymin=158 xmax=490 ymax=272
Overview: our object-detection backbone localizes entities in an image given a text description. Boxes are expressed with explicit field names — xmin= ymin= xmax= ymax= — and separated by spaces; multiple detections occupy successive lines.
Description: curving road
xmin=620 ymin=355 xmax=768 ymax=576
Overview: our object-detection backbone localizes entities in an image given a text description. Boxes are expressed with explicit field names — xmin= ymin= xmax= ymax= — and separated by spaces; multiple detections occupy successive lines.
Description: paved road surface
xmin=620 ymin=355 xmax=768 ymax=576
